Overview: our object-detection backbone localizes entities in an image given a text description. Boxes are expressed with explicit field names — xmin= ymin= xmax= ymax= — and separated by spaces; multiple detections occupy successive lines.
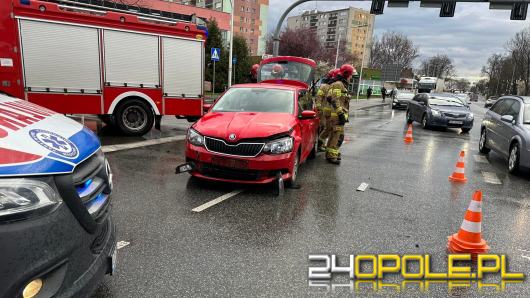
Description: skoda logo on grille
xmin=228 ymin=133 xmax=236 ymax=141
xmin=29 ymin=129 xmax=79 ymax=159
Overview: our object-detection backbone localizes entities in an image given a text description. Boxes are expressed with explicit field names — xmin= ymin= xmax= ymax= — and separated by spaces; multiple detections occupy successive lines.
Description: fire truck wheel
xmin=114 ymin=98 xmax=155 ymax=136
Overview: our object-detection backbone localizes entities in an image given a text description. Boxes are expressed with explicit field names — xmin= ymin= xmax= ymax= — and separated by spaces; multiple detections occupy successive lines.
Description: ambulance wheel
xmin=114 ymin=98 xmax=154 ymax=136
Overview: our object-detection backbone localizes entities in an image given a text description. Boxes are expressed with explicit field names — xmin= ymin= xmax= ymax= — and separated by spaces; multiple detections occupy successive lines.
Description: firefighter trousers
xmin=325 ymin=115 xmax=344 ymax=159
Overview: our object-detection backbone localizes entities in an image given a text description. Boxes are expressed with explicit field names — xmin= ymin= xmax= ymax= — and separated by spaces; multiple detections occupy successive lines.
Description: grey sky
xmin=267 ymin=1 xmax=530 ymax=80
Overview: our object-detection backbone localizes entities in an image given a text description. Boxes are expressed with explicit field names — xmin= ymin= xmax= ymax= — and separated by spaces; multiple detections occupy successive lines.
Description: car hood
xmin=430 ymin=105 xmax=470 ymax=114
xmin=194 ymin=112 xmax=296 ymax=141
xmin=0 ymin=95 xmax=100 ymax=177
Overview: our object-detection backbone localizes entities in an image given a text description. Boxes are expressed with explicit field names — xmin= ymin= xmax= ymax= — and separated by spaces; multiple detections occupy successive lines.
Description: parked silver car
xmin=479 ymin=96 xmax=530 ymax=173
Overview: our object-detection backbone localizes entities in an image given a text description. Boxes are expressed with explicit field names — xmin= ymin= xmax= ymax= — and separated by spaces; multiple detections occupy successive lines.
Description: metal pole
xmin=228 ymin=0 xmax=234 ymax=87
xmin=272 ymin=0 xmax=354 ymax=56
xmin=334 ymin=30 xmax=342 ymax=69
xmin=213 ymin=61 xmax=216 ymax=95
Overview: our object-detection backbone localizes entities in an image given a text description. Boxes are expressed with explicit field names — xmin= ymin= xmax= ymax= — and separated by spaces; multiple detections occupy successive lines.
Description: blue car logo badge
xmin=228 ymin=133 xmax=236 ymax=141
xmin=29 ymin=129 xmax=79 ymax=159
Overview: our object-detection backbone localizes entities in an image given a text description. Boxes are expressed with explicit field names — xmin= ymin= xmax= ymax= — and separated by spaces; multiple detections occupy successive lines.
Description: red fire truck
xmin=0 ymin=0 xmax=207 ymax=136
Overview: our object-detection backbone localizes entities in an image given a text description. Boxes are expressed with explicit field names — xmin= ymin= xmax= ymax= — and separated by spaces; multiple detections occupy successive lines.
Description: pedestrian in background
xmin=367 ymin=86 xmax=373 ymax=100
xmin=381 ymin=86 xmax=387 ymax=103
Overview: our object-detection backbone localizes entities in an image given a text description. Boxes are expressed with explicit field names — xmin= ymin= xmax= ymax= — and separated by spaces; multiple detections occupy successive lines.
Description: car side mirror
xmin=300 ymin=110 xmax=316 ymax=119
xmin=203 ymin=103 xmax=212 ymax=113
xmin=501 ymin=115 xmax=515 ymax=124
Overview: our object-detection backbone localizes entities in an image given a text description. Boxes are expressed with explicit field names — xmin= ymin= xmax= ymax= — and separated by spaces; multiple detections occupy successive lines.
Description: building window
xmin=251 ymin=19 xmax=255 ymax=24
xmin=240 ymin=27 xmax=243 ymax=31
xmin=240 ymin=16 xmax=244 ymax=22
xmin=251 ymin=29 xmax=254 ymax=33
xmin=241 ymin=6 xmax=244 ymax=12
xmin=252 ymin=8 xmax=256 ymax=13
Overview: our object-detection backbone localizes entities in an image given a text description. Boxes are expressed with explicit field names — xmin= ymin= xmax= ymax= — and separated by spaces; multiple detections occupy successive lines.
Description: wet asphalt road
xmin=93 ymin=102 xmax=530 ymax=297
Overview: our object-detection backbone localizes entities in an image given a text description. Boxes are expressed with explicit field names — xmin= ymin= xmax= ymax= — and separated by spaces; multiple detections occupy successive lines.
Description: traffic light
xmin=370 ymin=0 xmax=386 ymax=14
xmin=490 ymin=1 xmax=529 ymax=20
xmin=440 ymin=2 xmax=456 ymax=17
xmin=511 ymin=2 xmax=528 ymax=20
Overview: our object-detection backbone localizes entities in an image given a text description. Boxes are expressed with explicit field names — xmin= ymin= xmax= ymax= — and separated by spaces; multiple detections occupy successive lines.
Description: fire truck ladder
xmin=40 ymin=0 xmax=203 ymax=24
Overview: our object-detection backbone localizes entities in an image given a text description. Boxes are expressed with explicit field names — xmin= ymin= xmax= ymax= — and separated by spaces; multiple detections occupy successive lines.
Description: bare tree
xmin=419 ymin=54 xmax=455 ymax=78
xmin=266 ymin=28 xmax=359 ymax=67
xmin=507 ymin=27 xmax=530 ymax=95
xmin=369 ymin=31 xmax=419 ymax=70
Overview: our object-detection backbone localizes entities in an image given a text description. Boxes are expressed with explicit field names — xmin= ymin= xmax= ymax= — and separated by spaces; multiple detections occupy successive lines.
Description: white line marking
xmin=518 ymin=248 xmax=530 ymax=253
xmin=192 ymin=190 xmax=244 ymax=212
xmin=357 ymin=182 xmax=369 ymax=191
xmin=474 ymin=155 xmax=489 ymax=164
xmin=102 ymin=136 xmax=186 ymax=153
xmin=521 ymin=255 xmax=530 ymax=261
xmin=482 ymin=171 xmax=502 ymax=185
xmin=117 ymin=241 xmax=130 ymax=250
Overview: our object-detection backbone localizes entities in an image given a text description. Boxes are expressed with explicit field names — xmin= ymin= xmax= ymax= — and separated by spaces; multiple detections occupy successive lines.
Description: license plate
xmin=211 ymin=156 xmax=248 ymax=169
xmin=110 ymin=246 xmax=117 ymax=275
xmin=449 ymin=120 xmax=463 ymax=125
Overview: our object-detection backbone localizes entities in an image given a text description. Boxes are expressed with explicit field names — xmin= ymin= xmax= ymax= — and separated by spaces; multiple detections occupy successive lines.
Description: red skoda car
xmin=179 ymin=57 xmax=319 ymax=191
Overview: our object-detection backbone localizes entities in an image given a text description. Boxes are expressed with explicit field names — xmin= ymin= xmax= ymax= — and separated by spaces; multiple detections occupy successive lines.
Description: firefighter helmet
xmin=327 ymin=69 xmax=335 ymax=78
xmin=340 ymin=64 xmax=356 ymax=79
xmin=251 ymin=64 xmax=259 ymax=77
xmin=271 ymin=64 xmax=284 ymax=78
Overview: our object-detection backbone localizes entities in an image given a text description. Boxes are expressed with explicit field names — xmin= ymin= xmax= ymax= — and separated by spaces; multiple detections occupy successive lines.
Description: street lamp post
xmin=334 ymin=24 xmax=367 ymax=69
xmin=228 ymin=0 xmax=234 ymax=87
xmin=356 ymin=25 xmax=370 ymax=101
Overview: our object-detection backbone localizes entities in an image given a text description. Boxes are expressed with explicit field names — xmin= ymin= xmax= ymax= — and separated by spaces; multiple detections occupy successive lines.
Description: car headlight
xmin=467 ymin=113 xmax=474 ymax=120
xmin=431 ymin=109 xmax=441 ymax=116
xmin=263 ymin=137 xmax=293 ymax=154
xmin=188 ymin=128 xmax=204 ymax=146
xmin=0 ymin=179 xmax=60 ymax=222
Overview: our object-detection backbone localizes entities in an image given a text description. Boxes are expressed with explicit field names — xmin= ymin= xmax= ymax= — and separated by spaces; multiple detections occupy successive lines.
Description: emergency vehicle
xmin=0 ymin=93 xmax=114 ymax=297
xmin=0 ymin=0 xmax=207 ymax=136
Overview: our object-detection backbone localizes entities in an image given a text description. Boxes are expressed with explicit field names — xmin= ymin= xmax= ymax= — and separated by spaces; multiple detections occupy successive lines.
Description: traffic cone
xmin=449 ymin=151 xmax=467 ymax=183
xmin=404 ymin=124 xmax=414 ymax=144
xmin=447 ymin=190 xmax=489 ymax=256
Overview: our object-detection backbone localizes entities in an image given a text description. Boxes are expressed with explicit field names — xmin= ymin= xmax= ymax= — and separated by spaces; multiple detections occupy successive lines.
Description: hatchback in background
xmin=455 ymin=93 xmax=471 ymax=105
xmin=407 ymin=93 xmax=474 ymax=133
xmin=479 ymin=96 xmax=530 ymax=173
xmin=485 ymin=96 xmax=499 ymax=108
xmin=392 ymin=90 xmax=415 ymax=109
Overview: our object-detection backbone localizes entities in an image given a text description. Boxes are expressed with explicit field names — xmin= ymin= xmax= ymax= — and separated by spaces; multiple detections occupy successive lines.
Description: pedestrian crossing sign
xmin=211 ymin=48 xmax=220 ymax=62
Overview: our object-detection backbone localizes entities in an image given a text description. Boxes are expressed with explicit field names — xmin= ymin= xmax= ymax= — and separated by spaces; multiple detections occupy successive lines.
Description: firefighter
xmin=325 ymin=64 xmax=356 ymax=164
xmin=317 ymin=69 xmax=338 ymax=151
xmin=250 ymin=64 xmax=259 ymax=83
xmin=271 ymin=64 xmax=285 ymax=79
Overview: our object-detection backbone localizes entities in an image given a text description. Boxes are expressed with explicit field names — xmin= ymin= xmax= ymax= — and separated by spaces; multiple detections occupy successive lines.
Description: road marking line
xmin=474 ymin=155 xmax=489 ymax=164
xmin=522 ymin=255 xmax=530 ymax=261
xmin=518 ymin=248 xmax=530 ymax=253
xmin=117 ymin=241 xmax=130 ymax=250
xmin=482 ymin=171 xmax=502 ymax=185
xmin=357 ymin=182 xmax=369 ymax=191
xmin=192 ymin=190 xmax=244 ymax=212
xmin=102 ymin=136 xmax=186 ymax=153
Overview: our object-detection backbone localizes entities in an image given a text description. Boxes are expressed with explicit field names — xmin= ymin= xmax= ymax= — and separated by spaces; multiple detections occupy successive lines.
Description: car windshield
xmin=211 ymin=88 xmax=294 ymax=114
xmin=259 ymin=61 xmax=313 ymax=84
xmin=525 ymin=104 xmax=530 ymax=124
xmin=429 ymin=96 xmax=465 ymax=107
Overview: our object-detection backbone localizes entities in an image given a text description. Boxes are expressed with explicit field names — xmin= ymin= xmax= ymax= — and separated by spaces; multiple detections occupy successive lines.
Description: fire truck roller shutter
xmin=18 ymin=20 xmax=101 ymax=93
xmin=162 ymin=38 xmax=203 ymax=97
xmin=104 ymin=30 xmax=159 ymax=88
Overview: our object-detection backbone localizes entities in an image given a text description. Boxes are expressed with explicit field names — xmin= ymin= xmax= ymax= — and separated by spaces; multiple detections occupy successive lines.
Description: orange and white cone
xmin=404 ymin=124 xmax=414 ymax=144
xmin=447 ymin=190 xmax=489 ymax=256
xmin=449 ymin=151 xmax=467 ymax=183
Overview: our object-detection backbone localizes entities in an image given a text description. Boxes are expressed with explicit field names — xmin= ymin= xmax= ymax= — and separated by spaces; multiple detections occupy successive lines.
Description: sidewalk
xmin=349 ymin=96 xmax=391 ymax=110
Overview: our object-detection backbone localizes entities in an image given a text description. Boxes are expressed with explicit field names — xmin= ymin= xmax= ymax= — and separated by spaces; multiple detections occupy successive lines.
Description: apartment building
xmin=287 ymin=7 xmax=375 ymax=66
xmin=149 ymin=0 xmax=268 ymax=55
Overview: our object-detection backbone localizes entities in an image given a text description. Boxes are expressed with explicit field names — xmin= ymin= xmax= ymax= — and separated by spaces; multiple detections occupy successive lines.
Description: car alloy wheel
xmin=508 ymin=144 xmax=520 ymax=173
xmin=285 ymin=152 xmax=300 ymax=188
xmin=479 ymin=129 xmax=490 ymax=154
